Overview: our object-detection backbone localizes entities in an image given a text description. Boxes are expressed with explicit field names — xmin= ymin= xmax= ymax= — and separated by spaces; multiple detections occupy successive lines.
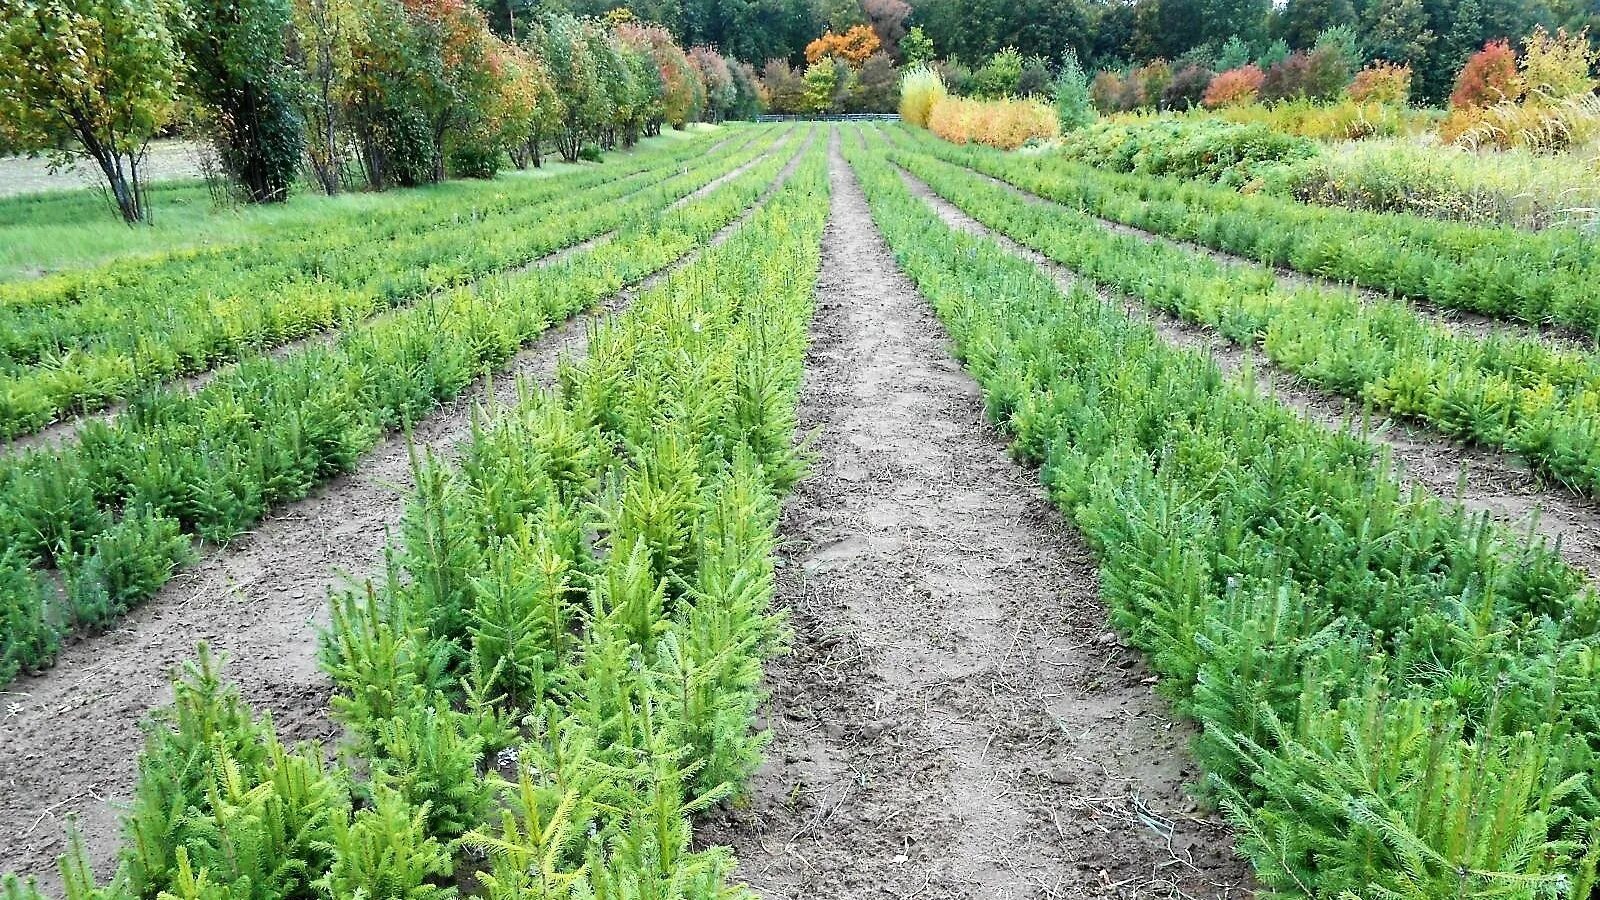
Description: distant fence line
xmin=755 ymin=113 xmax=901 ymax=122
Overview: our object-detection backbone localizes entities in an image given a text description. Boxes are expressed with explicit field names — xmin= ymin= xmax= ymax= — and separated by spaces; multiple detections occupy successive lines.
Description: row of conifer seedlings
xmin=0 ymin=129 xmax=727 ymax=315
xmin=911 ymin=122 xmax=1600 ymax=337
xmin=884 ymin=126 xmax=1600 ymax=502
xmin=0 ymin=128 xmax=779 ymax=439
xmin=1 ymin=132 xmax=829 ymax=898
xmin=0 ymin=126 xmax=799 ymax=685
xmin=845 ymin=129 xmax=1600 ymax=896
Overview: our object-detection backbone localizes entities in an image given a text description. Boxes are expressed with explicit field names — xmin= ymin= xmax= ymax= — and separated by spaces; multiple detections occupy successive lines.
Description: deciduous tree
xmin=1278 ymin=0 xmax=1355 ymax=48
xmin=900 ymin=24 xmax=934 ymax=66
xmin=849 ymin=50 xmax=898 ymax=110
xmin=688 ymin=44 xmax=734 ymax=121
xmin=760 ymin=58 xmax=806 ymax=113
xmin=0 ymin=0 xmax=183 ymax=223
xmin=805 ymin=24 xmax=880 ymax=66
xmin=534 ymin=14 xmax=607 ymax=161
xmin=177 ymin=0 xmax=306 ymax=202
xmin=861 ymin=0 xmax=909 ymax=55
xmin=974 ymin=47 xmax=1024 ymax=97
xmin=289 ymin=0 xmax=359 ymax=193
xmin=1519 ymin=25 xmax=1596 ymax=100
xmin=729 ymin=59 xmax=764 ymax=118
xmin=1199 ymin=0 xmax=1268 ymax=48
xmin=344 ymin=0 xmax=442 ymax=187
xmin=617 ymin=22 xmax=702 ymax=129
xmin=1450 ymin=38 xmax=1521 ymax=107
xmin=801 ymin=55 xmax=843 ymax=112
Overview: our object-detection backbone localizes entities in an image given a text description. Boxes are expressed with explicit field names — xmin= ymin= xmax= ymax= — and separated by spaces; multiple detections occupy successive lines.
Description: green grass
xmin=0 ymin=126 xmax=718 ymax=281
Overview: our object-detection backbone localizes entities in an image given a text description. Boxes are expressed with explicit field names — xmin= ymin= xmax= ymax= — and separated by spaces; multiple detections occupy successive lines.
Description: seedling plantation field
xmin=4 ymin=121 xmax=1600 ymax=899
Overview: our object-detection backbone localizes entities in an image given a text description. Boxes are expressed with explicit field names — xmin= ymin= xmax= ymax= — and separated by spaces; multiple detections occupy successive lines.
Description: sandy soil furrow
xmin=0 ymin=133 xmax=813 ymax=892
xmin=701 ymin=131 xmax=1252 ymax=900
xmin=893 ymin=166 xmax=1600 ymax=581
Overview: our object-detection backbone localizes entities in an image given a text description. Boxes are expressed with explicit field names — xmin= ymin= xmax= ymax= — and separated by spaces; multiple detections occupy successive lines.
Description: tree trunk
xmin=431 ymin=119 xmax=448 ymax=182
xmin=74 ymin=122 xmax=144 ymax=223
xmin=556 ymin=126 xmax=580 ymax=163
xmin=316 ymin=77 xmax=341 ymax=194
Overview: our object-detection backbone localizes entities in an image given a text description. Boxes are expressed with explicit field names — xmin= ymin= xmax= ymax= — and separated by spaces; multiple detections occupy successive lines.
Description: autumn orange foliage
xmin=1450 ymin=41 xmax=1522 ymax=108
xmin=927 ymin=96 xmax=1059 ymax=149
xmin=1202 ymin=65 xmax=1265 ymax=109
xmin=806 ymin=25 xmax=881 ymax=66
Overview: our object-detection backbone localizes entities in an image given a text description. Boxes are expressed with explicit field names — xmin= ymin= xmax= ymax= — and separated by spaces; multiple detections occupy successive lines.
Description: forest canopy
xmin=486 ymin=0 xmax=1600 ymax=103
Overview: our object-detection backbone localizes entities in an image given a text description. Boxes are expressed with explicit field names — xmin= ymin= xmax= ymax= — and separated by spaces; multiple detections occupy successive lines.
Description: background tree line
xmin=478 ymin=0 xmax=1599 ymax=106
xmin=0 ymin=0 xmax=758 ymax=223
xmin=4 ymin=0 xmax=1596 ymax=223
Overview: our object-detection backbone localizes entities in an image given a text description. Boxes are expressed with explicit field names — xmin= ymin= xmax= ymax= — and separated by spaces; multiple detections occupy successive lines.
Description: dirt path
xmin=700 ymin=132 xmax=1252 ymax=900
xmin=0 ymin=135 xmax=812 ymax=892
xmin=893 ymin=167 xmax=1600 ymax=581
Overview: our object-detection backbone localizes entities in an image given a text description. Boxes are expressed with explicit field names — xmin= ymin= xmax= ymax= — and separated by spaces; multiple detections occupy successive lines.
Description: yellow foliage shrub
xmin=927 ymin=96 xmax=1060 ymax=149
xmin=899 ymin=65 xmax=947 ymax=127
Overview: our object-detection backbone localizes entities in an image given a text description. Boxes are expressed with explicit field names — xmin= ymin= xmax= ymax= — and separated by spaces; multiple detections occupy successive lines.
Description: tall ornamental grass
xmin=927 ymin=96 xmax=1059 ymax=149
xmin=899 ymin=65 xmax=948 ymax=127
xmin=1283 ymin=135 xmax=1600 ymax=230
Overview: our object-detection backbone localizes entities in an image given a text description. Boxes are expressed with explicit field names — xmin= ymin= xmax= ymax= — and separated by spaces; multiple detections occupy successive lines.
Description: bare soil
xmin=0 ymin=135 xmax=811 ymax=893
xmin=895 ymin=167 xmax=1600 ymax=581
xmin=699 ymin=133 xmax=1253 ymax=899
xmin=0 ymin=141 xmax=207 ymax=199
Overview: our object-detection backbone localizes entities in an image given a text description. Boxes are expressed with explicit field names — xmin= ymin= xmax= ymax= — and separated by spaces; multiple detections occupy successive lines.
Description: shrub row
xmin=0 ymin=130 xmax=802 ymax=685
xmin=889 ymin=137 xmax=1600 ymax=500
xmin=0 ymin=128 xmax=782 ymax=438
xmin=1053 ymin=117 xmax=1317 ymax=187
xmin=848 ymin=126 xmax=1600 ymax=898
xmin=925 ymin=96 xmax=1060 ymax=150
xmin=1210 ymin=98 xmax=1433 ymax=141
xmin=895 ymin=124 xmax=1600 ymax=337
xmin=2 ymin=131 xmax=829 ymax=900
